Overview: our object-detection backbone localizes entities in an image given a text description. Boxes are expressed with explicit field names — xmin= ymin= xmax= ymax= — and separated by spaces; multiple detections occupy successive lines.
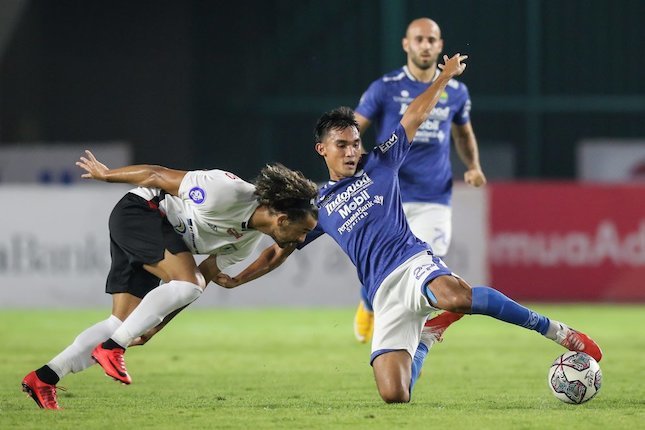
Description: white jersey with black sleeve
xmin=129 ymin=169 xmax=264 ymax=271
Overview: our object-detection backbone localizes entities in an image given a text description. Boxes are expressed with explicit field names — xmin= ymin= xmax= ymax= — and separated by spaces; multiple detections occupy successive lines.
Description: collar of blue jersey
xmin=403 ymin=66 xmax=441 ymax=83
xmin=326 ymin=168 xmax=366 ymax=186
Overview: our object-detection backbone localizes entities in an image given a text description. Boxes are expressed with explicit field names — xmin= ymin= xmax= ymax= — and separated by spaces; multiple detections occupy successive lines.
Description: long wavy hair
xmin=254 ymin=163 xmax=318 ymax=221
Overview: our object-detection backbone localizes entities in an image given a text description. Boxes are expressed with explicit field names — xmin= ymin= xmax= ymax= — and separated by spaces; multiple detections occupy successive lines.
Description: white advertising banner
xmin=444 ymin=185 xmax=489 ymax=285
xmin=0 ymin=185 xmax=129 ymax=308
xmin=0 ymin=183 xmax=487 ymax=308
xmin=578 ymin=140 xmax=645 ymax=182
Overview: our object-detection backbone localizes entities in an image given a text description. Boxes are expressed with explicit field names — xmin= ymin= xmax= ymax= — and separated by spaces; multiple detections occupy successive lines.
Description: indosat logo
xmin=490 ymin=220 xmax=645 ymax=267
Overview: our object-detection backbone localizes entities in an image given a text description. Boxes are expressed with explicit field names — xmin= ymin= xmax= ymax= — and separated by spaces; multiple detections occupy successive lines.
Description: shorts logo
xmin=413 ymin=262 xmax=440 ymax=280
xmin=173 ymin=219 xmax=187 ymax=234
xmin=189 ymin=187 xmax=206 ymax=204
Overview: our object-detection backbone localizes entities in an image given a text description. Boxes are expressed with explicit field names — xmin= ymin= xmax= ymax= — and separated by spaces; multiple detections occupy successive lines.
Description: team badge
xmin=189 ymin=187 xmax=206 ymax=204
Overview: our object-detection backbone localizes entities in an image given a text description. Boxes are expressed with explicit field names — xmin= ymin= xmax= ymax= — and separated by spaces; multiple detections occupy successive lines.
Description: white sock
xmin=545 ymin=320 xmax=565 ymax=341
xmin=47 ymin=315 xmax=122 ymax=379
xmin=110 ymin=280 xmax=202 ymax=348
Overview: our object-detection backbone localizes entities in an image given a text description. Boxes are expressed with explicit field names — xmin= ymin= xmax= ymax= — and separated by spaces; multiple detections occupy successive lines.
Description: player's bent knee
xmin=173 ymin=280 xmax=203 ymax=303
xmin=432 ymin=277 xmax=472 ymax=312
xmin=378 ymin=386 xmax=410 ymax=404
xmin=442 ymin=293 xmax=471 ymax=313
xmin=194 ymin=271 xmax=206 ymax=290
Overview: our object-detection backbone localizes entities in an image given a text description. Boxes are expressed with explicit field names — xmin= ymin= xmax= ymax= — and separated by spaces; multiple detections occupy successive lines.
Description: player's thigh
xmin=427 ymin=275 xmax=473 ymax=313
xmin=143 ymin=250 xmax=203 ymax=287
xmin=111 ymin=292 xmax=142 ymax=321
xmin=403 ymin=202 xmax=452 ymax=256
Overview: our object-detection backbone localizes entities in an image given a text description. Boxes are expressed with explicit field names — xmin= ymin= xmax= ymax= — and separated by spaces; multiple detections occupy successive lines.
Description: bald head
xmin=405 ymin=18 xmax=441 ymax=39
xmin=402 ymin=18 xmax=444 ymax=75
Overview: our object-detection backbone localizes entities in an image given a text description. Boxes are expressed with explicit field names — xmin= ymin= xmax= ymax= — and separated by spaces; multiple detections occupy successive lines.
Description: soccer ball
xmin=548 ymin=351 xmax=602 ymax=404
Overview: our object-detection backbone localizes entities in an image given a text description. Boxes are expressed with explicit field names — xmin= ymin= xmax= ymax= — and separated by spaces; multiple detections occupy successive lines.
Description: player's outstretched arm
xmin=354 ymin=112 xmax=372 ymax=135
xmin=214 ymin=243 xmax=296 ymax=289
xmin=75 ymin=150 xmax=187 ymax=196
xmin=400 ymin=53 xmax=467 ymax=142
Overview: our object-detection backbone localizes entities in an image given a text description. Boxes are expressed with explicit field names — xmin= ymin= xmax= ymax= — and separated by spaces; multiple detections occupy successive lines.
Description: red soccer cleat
xmin=21 ymin=371 xmax=62 ymax=410
xmin=92 ymin=344 xmax=132 ymax=384
xmin=420 ymin=311 xmax=464 ymax=346
xmin=554 ymin=323 xmax=603 ymax=362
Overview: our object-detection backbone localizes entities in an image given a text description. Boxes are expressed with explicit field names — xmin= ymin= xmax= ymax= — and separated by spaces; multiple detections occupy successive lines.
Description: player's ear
xmin=276 ymin=213 xmax=289 ymax=227
xmin=402 ymin=37 xmax=410 ymax=53
xmin=315 ymin=142 xmax=326 ymax=156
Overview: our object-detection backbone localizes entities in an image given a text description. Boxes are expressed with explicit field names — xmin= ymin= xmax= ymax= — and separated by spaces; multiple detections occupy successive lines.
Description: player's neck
xmin=247 ymin=206 xmax=272 ymax=233
xmin=328 ymin=168 xmax=351 ymax=182
xmin=406 ymin=62 xmax=437 ymax=83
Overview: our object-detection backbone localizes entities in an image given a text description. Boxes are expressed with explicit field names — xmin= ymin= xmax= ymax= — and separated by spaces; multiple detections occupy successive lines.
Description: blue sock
xmin=360 ymin=287 xmax=373 ymax=312
xmin=471 ymin=286 xmax=550 ymax=335
xmin=409 ymin=342 xmax=429 ymax=395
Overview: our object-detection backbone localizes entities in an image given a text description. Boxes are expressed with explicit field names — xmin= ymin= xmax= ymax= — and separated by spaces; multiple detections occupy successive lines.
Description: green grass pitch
xmin=1 ymin=305 xmax=644 ymax=429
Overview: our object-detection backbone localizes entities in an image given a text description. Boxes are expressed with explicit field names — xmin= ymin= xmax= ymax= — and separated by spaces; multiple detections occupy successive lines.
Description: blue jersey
xmin=355 ymin=66 xmax=471 ymax=205
xmin=299 ymin=123 xmax=430 ymax=305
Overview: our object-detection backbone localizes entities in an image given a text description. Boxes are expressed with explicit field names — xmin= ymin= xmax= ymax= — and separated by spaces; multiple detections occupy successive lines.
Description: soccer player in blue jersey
xmin=217 ymin=53 xmax=602 ymax=403
xmin=352 ymin=17 xmax=485 ymax=343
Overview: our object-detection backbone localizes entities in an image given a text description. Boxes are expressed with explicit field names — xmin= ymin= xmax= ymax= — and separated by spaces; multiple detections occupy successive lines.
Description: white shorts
xmin=402 ymin=202 xmax=452 ymax=257
xmin=370 ymin=251 xmax=454 ymax=364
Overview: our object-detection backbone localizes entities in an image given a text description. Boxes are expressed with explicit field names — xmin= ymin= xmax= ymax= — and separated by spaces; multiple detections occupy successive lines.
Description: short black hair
xmin=313 ymin=106 xmax=359 ymax=144
xmin=254 ymin=163 xmax=318 ymax=221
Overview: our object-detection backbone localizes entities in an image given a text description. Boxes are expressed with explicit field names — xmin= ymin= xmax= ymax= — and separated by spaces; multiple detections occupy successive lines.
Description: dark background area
xmin=1 ymin=0 xmax=644 ymax=182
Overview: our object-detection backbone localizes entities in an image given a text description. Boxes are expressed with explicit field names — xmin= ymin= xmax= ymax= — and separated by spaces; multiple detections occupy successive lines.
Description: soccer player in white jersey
xmin=216 ymin=54 xmax=603 ymax=403
xmin=21 ymin=156 xmax=318 ymax=409
xmin=352 ymin=17 xmax=486 ymax=343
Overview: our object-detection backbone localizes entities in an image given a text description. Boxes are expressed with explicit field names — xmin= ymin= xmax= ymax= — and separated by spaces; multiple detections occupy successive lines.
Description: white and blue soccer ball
xmin=548 ymin=351 xmax=602 ymax=404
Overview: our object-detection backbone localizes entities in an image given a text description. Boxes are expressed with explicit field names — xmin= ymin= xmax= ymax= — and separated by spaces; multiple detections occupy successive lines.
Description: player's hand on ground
xmin=214 ymin=273 xmax=242 ymax=289
xmin=464 ymin=168 xmax=487 ymax=187
xmin=437 ymin=53 xmax=468 ymax=78
xmin=76 ymin=150 xmax=110 ymax=181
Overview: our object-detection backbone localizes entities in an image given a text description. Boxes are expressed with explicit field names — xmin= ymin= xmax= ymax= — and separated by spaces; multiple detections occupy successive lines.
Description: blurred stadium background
xmin=1 ymin=0 xmax=644 ymax=308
